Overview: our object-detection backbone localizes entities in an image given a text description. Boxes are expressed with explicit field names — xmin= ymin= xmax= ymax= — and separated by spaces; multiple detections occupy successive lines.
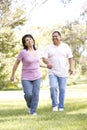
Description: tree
xmin=0 ymin=0 xmax=26 ymax=89
xmin=61 ymin=21 xmax=87 ymax=75
xmin=80 ymin=0 xmax=87 ymax=23
xmin=0 ymin=0 xmax=50 ymax=89
xmin=0 ymin=0 xmax=25 ymax=54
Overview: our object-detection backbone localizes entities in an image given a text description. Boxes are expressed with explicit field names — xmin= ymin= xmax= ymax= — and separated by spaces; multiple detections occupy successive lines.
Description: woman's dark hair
xmin=22 ymin=34 xmax=36 ymax=50
xmin=52 ymin=31 xmax=61 ymax=37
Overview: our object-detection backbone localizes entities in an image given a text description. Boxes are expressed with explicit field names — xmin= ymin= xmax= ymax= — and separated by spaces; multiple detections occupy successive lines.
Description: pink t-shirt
xmin=17 ymin=49 xmax=41 ymax=80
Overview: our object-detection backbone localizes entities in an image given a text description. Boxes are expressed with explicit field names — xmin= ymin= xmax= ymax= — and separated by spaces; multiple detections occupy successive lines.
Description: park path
xmin=0 ymin=85 xmax=87 ymax=100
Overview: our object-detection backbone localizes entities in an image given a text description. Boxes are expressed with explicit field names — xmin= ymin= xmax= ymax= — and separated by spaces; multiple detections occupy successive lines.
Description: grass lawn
xmin=0 ymin=85 xmax=87 ymax=130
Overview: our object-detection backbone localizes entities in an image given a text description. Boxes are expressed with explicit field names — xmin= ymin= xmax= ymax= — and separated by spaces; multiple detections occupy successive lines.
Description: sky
xmin=11 ymin=0 xmax=86 ymax=37
xmin=12 ymin=0 xmax=85 ymax=27
xmin=28 ymin=0 xmax=85 ymax=26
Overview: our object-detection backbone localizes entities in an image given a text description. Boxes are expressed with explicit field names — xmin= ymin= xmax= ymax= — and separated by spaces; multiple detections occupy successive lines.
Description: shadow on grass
xmin=0 ymin=107 xmax=27 ymax=117
xmin=0 ymin=100 xmax=87 ymax=124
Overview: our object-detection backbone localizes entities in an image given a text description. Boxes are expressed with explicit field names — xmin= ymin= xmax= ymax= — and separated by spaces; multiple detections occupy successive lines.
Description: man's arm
xmin=42 ymin=57 xmax=53 ymax=69
xmin=68 ymin=57 xmax=73 ymax=75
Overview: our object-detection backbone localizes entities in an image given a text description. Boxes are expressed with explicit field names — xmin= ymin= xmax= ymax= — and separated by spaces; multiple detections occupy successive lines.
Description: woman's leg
xmin=22 ymin=80 xmax=33 ymax=109
xmin=30 ymin=78 xmax=41 ymax=114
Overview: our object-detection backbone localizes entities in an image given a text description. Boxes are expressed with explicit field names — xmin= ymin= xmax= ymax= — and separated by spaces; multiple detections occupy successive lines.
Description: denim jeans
xmin=49 ymin=75 xmax=67 ymax=109
xmin=22 ymin=78 xmax=41 ymax=114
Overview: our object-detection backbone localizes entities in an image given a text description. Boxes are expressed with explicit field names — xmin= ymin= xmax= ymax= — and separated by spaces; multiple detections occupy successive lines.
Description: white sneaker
xmin=59 ymin=108 xmax=64 ymax=111
xmin=53 ymin=106 xmax=58 ymax=112
xmin=32 ymin=113 xmax=37 ymax=116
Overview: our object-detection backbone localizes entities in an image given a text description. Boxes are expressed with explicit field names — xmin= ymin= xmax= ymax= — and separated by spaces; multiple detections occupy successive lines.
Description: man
xmin=42 ymin=31 xmax=73 ymax=111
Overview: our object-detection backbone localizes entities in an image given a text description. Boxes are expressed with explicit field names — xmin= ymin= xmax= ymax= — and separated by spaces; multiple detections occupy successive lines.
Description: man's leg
xmin=58 ymin=77 xmax=67 ymax=109
xmin=49 ymin=75 xmax=58 ymax=110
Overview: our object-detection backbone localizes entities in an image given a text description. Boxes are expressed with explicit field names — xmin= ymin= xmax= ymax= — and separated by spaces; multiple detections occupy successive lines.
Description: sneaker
xmin=31 ymin=113 xmax=37 ymax=116
xmin=59 ymin=108 xmax=64 ymax=111
xmin=53 ymin=106 xmax=58 ymax=112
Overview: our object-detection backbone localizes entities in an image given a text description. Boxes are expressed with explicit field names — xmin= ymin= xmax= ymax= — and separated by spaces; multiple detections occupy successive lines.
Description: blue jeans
xmin=49 ymin=75 xmax=67 ymax=109
xmin=22 ymin=78 xmax=41 ymax=114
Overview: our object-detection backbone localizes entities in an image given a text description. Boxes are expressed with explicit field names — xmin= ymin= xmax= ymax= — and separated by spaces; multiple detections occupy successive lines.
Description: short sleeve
xmin=67 ymin=45 xmax=73 ymax=58
xmin=42 ymin=46 xmax=49 ymax=59
xmin=17 ymin=50 xmax=24 ymax=61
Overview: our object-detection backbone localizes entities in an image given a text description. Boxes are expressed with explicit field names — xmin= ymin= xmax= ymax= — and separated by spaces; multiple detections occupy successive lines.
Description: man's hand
xmin=10 ymin=76 xmax=14 ymax=82
xmin=42 ymin=58 xmax=53 ymax=69
xmin=47 ymin=64 xmax=53 ymax=69
xmin=69 ymin=69 xmax=73 ymax=75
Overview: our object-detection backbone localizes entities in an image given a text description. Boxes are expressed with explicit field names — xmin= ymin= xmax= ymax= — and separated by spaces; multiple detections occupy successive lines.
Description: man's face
xmin=52 ymin=32 xmax=61 ymax=45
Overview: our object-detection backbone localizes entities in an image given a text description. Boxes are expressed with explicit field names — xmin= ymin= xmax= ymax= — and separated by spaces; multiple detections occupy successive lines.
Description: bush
xmin=0 ymin=80 xmax=22 ymax=90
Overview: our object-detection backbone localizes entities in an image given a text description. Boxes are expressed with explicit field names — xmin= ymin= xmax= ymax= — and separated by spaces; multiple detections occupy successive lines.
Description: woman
xmin=10 ymin=34 xmax=42 ymax=115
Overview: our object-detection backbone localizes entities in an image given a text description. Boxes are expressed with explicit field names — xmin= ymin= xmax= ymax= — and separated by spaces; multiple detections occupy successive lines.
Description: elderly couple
xmin=10 ymin=31 xmax=73 ymax=115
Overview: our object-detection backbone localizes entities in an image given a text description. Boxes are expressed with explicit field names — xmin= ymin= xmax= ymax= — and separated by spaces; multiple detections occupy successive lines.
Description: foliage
xmin=0 ymin=0 xmax=25 ymax=55
xmin=80 ymin=0 xmax=87 ymax=23
xmin=0 ymin=0 xmax=26 ymax=89
xmin=31 ymin=20 xmax=87 ymax=79
xmin=0 ymin=62 xmax=7 ymax=89
xmin=0 ymin=0 xmax=87 ymax=90
xmin=61 ymin=21 xmax=87 ymax=73
xmin=60 ymin=0 xmax=72 ymax=6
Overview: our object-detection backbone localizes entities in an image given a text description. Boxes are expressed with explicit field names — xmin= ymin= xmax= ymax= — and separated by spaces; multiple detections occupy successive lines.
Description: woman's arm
xmin=39 ymin=58 xmax=47 ymax=68
xmin=10 ymin=59 xmax=20 ymax=81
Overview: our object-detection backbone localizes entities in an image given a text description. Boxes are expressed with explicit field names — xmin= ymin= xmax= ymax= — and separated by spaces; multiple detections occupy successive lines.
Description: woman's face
xmin=25 ymin=37 xmax=34 ymax=47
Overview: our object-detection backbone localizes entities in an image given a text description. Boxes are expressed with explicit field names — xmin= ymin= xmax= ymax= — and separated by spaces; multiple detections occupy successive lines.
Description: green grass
xmin=0 ymin=99 xmax=87 ymax=130
xmin=67 ymin=75 xmax=87 ymax=85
